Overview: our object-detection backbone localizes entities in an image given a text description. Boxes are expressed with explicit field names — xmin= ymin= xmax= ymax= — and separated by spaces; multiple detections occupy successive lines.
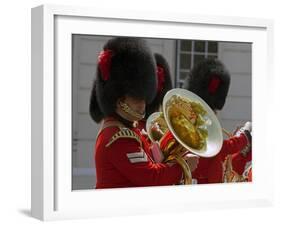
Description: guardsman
xmin=90 ymin=37 xmax=193 ymax=189
xmin=183 ymin=58 xmax=252 ymax=183
xmin=224 ymin=124 xmax=252 ymax=182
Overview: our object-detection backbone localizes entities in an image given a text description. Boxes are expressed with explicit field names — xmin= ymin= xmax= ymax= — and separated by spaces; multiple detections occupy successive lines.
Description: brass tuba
xmin=146 ymin=88 xmax=223 ymax=184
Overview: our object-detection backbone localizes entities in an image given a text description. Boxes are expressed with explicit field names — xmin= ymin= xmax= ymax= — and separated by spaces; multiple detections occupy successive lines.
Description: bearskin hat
xmin=89 ymin=37 xmax=157 ymax=123
xmin=184 ymin=58 xmax=231 ymax=110
xmin=89 ymin=80 xmax=104 ymax=123
xmin=145 ymin=53 xmax=173 ymax=118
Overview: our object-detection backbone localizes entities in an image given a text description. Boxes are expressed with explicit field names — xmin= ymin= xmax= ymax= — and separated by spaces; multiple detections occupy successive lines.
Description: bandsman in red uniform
xmin=183 ymin=58 xmax=252 ymax=183
xmin=224 ymin=124 xmax=252 ymax=182
xmin=89 ymin=38 xmax=197 ymax=189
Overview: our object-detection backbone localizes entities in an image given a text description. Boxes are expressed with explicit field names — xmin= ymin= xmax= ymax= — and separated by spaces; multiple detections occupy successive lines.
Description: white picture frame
xmin=31 ymin=4 xmax=274 ymax=221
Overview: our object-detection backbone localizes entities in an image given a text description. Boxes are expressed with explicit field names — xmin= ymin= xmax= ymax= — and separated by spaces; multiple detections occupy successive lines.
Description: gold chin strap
xmin=117 ymin=101 xmax=145 ymax=121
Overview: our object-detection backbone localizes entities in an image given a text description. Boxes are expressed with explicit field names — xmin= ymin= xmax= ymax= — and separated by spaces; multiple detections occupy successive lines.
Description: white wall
xmin=218 ymin=42 xmax=252 ymax=134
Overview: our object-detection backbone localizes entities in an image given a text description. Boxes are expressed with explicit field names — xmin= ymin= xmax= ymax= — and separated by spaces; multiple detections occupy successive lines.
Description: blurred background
xmin=71 ymin=35 xmax=252 ymax=190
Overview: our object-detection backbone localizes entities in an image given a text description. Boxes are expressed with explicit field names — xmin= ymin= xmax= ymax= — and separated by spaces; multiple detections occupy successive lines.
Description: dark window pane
xmin=181 ymin=40 xmax=192 ymax=51
xmin=207 ymin=55 xmax=217 ymax=60
xmin=180 ymin=54 xmax=191 ymax=69
xmin=194 ymin=54 xmax=205 ymax=65
xmin=208 ymin=42 xmax=218 ymax=53
xmin=180 ymin=71 xmax=188 ymax=80
xmin=194 ymin=41 xmax=205 ymax=52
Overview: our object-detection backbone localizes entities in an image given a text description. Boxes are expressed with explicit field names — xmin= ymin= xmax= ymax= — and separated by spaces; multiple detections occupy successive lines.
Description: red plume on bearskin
xmin=98 ymin=50 xmax=113 ymax=81
xmin=145 ymin=53 xmax=173 ymax=119
xmin=156 ymin=66 xmax=165 ymax=93
xmin=208 ymin=75 xmax=221 ymax=95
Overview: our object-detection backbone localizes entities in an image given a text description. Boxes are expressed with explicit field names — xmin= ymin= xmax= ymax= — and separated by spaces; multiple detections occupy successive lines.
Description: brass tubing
xmin=174 ymin=155 xmax=192 ymax=185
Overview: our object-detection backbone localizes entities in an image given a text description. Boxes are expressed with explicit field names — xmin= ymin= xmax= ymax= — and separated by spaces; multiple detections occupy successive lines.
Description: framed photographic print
xmin=31 ymin=4 xmax=274 ymax=221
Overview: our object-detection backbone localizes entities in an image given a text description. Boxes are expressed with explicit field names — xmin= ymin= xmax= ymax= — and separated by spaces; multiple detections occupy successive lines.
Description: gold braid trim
xmin=105 ymin=128 xmax=142 ymax=148
xmin=118 ymin=101 xmax=145 ymax=121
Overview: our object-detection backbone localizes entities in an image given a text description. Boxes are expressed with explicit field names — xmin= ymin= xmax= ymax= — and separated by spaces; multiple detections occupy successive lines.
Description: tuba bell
xmin=146 ymin=88 xmax=224 ymax=184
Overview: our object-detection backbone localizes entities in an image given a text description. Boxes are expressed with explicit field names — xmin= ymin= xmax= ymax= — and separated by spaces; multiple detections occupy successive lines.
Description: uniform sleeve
xmin=206 ymin=133 xmax=249 ymax=183
xmin=106 ymin=138 xmax=183 ymax=187
xmin=220 ymin=133 xmax=249 ymax=159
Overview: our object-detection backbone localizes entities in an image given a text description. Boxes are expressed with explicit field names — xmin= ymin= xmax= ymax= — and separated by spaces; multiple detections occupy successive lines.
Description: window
xmin=175 ymin=40 xmax=218 ymax=87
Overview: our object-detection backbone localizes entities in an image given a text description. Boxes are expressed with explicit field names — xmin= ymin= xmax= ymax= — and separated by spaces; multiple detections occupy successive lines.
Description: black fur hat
xmin=89 ymin=37 xmax=157 ymax=123
xmin=145 ymin=53 xmax=173 ymax=118
xmin=89 ymin=80 xmax=104 ymax=123
xmin=184 ymin=58 xmax=231 ymax=110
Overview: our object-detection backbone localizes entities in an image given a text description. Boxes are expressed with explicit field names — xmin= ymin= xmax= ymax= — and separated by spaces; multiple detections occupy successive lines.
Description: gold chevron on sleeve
xmin=106 ymin=128 xmax=142 ymax=147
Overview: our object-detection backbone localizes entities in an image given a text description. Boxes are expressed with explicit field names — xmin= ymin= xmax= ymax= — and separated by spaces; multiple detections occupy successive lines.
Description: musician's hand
xmin=244 ymin=121 xmax=252 ymax=133
xmin=183 ymin=154 xmax=199 ymax=172
xmin=150 ymin=123 xmax=164 ymax=141
xmin=235 ymin=121 xmax=252 ymax=143
xmin=150 ymin=142 xmax=164 ymax=163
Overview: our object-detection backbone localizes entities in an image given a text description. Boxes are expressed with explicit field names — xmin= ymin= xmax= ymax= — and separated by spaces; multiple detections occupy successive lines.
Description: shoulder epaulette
xmin=105 ymin=128 xmax=141 ymax=148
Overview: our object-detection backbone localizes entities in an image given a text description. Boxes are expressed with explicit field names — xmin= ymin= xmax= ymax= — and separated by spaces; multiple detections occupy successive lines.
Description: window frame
xmin=175 ymin=40 xmax=218 ymax=88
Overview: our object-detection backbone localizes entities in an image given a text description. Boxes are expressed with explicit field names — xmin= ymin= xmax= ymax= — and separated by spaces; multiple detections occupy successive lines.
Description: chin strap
xmin=117 ymin=101 xmax=145 ymax=121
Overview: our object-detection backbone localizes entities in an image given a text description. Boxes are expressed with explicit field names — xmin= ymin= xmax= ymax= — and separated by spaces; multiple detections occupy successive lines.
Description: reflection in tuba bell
xmin=146 ymin=88 xmax=223 ymax=185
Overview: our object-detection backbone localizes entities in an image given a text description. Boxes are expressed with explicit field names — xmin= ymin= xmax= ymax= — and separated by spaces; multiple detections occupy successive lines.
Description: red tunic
xmin=192 ymin=133 xmax=249 ymax=183
xmin=94 ymin=119 xmax=183 ymax=189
